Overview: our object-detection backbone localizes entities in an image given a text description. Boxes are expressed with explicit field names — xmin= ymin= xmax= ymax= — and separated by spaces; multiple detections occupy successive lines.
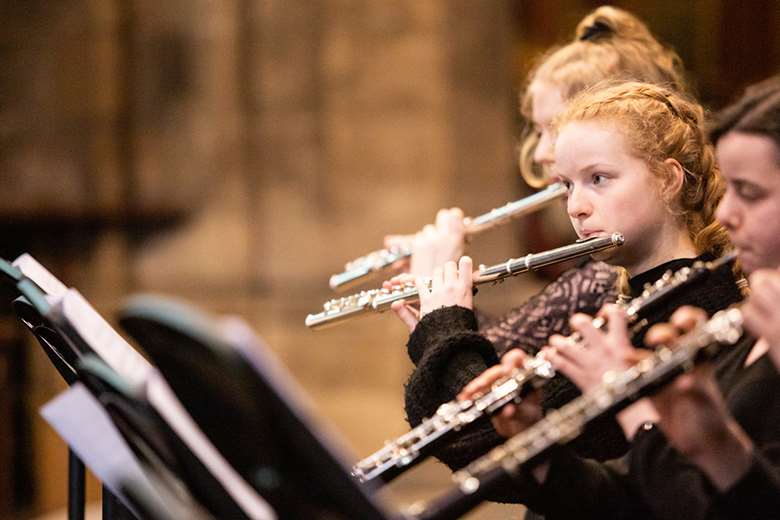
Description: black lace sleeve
xmin=479 ymin=262 xmax=620 ymax=356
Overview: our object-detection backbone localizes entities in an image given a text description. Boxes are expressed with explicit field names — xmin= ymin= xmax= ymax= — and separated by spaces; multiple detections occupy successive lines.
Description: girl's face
xmin=529 ymin=80 xmax=567 ymax=167
xmin=554 ymin=120 xmax=679 ymax=273
xmin=715 ymin=132 xmax=780 ymax=274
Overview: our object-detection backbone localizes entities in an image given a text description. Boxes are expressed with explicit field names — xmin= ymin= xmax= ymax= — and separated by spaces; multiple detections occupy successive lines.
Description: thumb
xmin=391 ymin=300 xmax=419 ymax=332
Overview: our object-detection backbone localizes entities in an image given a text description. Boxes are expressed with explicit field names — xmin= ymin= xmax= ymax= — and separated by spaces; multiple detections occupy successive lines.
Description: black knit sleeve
xmin=404 ymin=306 xmax=499 ymax=419
xmin=403 ymin=305 xmax=505 ymax=471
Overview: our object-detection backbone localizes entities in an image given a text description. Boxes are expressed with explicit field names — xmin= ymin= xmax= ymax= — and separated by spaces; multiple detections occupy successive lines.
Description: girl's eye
xmin=592 ymin=174 xmax=607 ymax=185
xmin=735 ymin=182 xmax=765 ymax=201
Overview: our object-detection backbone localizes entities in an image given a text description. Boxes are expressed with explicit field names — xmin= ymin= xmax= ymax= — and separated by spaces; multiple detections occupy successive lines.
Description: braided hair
xmin=554 ymin=81 xmax=731 ymax=258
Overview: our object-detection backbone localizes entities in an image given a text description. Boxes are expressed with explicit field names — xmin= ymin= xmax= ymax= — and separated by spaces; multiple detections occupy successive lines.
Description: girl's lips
xmin=579 ymin=230 xmax=605 ymax=239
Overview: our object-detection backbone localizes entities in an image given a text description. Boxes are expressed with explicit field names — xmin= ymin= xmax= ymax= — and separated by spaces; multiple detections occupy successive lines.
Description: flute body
xmin=351 ymin=253 xmax=737 ymax=485
xmin=329 ymin=183 xmax=568 ymax=291
xmin=410 ymin=306 xmax=744 ymax=520
xmin=306 ymin=233 xmax=624 ymax=331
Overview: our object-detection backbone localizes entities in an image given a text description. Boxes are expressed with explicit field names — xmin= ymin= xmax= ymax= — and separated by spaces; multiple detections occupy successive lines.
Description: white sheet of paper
xmin=50 ymin=290 xmax=153 ymax=389
xmin=40 ymin=384 xmax=154 ymax=513
xmin=12 ymin=254 xmax=152 ymax=389
xmin=13 ymin=253 xmax=68 ymax=297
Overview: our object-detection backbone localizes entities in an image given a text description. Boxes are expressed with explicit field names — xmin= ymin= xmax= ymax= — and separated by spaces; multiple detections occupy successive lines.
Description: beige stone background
xmin=1 ymin=1 xmax=779 ymax=519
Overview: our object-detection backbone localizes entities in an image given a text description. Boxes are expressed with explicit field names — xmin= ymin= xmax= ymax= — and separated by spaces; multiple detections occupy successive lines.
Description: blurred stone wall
xmin=1 ymin=1 xmax=521 ymax=518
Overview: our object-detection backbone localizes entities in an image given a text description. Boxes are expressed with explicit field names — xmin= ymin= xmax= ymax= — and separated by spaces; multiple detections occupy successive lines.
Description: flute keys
xmin=458 ymin=476 xmax=480 ymax=494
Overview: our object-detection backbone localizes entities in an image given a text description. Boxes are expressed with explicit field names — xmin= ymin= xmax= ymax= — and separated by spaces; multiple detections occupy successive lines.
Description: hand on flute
xmin=385 ymin=254 xmax=473 ymax=332
xmin=642 ymin=306 xmax=754 ymax=491
xmin=459 ymin=349 xmax=544 ymax=438
xmin=459 ymin=349 xmax=548 ymax=481
xmin=385 ymin=273 xmax=421 ymax=332
xmin=384 ymin=208 xmax=466 ymax=278
xmin=743 ymin=267 xmax=780 ymax=370
xmin=545 ymin=305 xmax=648 ymax=393
xmin=545 ymin=304 xmax=657 ymax=439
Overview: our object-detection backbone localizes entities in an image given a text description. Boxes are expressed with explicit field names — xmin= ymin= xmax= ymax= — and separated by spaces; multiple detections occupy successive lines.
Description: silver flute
xmin=329 ymin=183 xmax=568 ymax=291
xmin=409 ymin=306 xmax=745 ymax=520
xmin=306 ymin=233 xmax=624 ymax=330
xmin=351 ymin=252 xmax=738 ymax=485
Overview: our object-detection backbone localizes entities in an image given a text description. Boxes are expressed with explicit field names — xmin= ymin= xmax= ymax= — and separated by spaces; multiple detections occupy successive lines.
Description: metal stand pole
xmin=67 ymin=448 xmax=85 ymax=520
xmin=103 ymin=484 xmax=115 ymax=519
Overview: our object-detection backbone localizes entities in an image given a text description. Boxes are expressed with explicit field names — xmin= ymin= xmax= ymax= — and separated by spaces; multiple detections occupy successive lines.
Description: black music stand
xmin=0 ymin=258 xmax=87 ymax=520
xmin=71 ymin=355 xmax=210 ymax=520
xmin=11 ymin=280 xmax=146 ymax=519
xmin=44 ymin=287 xmax=275 ymax=519
xmin=15 ymin=295 xmax=88 ymax=520
xmin=4 ymin=257 xmax=182 ymax=519
xmin=118 ymin=295 xmax=399 ymax=520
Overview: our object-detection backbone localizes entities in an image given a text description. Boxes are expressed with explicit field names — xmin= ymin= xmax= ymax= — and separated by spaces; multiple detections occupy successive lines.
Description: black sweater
xmin=403 ymin=256 xmax=744 ymax=481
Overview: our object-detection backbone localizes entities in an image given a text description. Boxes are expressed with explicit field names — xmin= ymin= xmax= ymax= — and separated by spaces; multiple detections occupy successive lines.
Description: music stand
xmin=44 ymin=288 xmax=276 ymax=520
xmin=118 ymin=295 xmax=399 ymax=520
xmin=0 ymin=257 xmax=88 ymax=520
xmin=4 ymin=257 xmax=204 ymax=519
xmin=71 ymin=355 xmax=209 ymax=520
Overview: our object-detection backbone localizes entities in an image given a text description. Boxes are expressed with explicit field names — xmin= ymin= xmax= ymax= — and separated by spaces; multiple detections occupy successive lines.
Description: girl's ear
xmin=659 ymin=157 xmax=686 ymax=205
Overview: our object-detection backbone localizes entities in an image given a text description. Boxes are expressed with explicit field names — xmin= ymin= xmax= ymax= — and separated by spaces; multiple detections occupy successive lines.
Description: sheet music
xmin=40 ymin=384 xmax=155 ymax=515
xmin=13 ymin=253 xmax=68 ymax=297
xmin=145 ymin=371 xmax=277 ymax=520
xmin=50 ymin=290 xmax=153 ymax=389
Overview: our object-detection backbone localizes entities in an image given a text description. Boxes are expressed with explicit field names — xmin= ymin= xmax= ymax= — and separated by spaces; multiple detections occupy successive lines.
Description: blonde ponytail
xmin=518 ymin=6 xmax=688 ymax=187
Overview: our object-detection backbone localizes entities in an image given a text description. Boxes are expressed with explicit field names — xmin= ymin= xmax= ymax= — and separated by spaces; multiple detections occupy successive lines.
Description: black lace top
xmin=478 ymin=261 xmax=619 ymax=356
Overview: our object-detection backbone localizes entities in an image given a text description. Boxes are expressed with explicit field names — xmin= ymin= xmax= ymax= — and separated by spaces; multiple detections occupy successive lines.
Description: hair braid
xmin=555 ymin=81 xmax=732 ymax=257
